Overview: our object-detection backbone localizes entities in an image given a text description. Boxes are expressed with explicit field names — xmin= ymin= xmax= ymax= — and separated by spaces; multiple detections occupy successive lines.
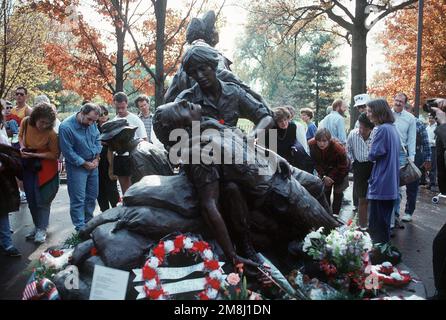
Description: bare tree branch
xmin=329 ymin=0 xmax=355 ymax=23
xmin=368 ymin=0 xmax=418 ymax=29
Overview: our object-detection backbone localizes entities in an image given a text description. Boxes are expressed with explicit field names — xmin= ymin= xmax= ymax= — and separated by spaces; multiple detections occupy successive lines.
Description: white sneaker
xmin=20 ymin=192 xmax=27 ymax=203
xmin=25 ymin=228 xmax=36 ymax=240
xmin=34 ymin=229 xmax=47 ymax=244
xmin=401 ymin=214 xmax=412 ymax=222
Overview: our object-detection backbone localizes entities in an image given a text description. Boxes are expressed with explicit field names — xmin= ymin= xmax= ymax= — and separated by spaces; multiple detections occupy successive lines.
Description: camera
xmin=422 ymin=99 xmax=438 ymax=117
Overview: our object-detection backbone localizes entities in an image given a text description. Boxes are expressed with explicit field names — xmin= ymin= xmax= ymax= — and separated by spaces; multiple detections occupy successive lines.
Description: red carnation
xmin=50 ymin=250 xmax=63 ymax=257
xmin=198 ymin=292 xmax=209 ymax=300
xmin=148 ymin=289 xmax=165 ymax=300
xmin=218 ymin=119 xmax=225 ymax=124
xmin=206 ymin=277 xmax=221 ymax=290
xmin=174 ymin=235 xmax=185 ymax=250
xmin=90 ymin=247 xmax=98 ymax=256
xmin=143 ymin=266 xmax=157 ymax=280
xmin=204 ymin=260 xmax=220 ymax=271
xmin=153 ymin=242 xmax=165 ymax=261
xmin=193 ymin=241 xmax=210 ymax=252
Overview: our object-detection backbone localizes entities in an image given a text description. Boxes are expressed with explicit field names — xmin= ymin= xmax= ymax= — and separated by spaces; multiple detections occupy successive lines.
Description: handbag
xmin=399 ymin=145 xmax=421 ymax=186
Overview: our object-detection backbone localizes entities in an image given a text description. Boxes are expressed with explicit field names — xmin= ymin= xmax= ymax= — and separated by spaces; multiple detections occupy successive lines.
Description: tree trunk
xmin=315 ymin=78 xmax=320 ymax=125
xmin=154 ymin=0 xmax=167 ymax=107
xmin=349 ymin=1 xmax=369 ymax=130
xmin=115 ymin=25 xmax=125 ymax=93
xmin=0 ymin=0 xmax=8 ymax=98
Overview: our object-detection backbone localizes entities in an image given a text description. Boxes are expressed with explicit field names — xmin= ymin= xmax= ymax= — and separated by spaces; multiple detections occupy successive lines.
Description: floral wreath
xmin=141 ymin=234 xmax=225 ymax=300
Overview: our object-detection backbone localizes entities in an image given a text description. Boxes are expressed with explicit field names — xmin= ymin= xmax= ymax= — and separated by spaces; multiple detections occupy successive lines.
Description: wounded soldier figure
xmin=153 ymin=100 xmax=339 ymax=272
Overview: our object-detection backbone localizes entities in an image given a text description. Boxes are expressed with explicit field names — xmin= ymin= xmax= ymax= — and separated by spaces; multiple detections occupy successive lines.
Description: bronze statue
xmin=99 ymin=119 xmax=174 ymax=184
xmin=153 ymin=100 xmax=339 ymax=270
xmin=164 ymin=10 xmax=271 ymax=117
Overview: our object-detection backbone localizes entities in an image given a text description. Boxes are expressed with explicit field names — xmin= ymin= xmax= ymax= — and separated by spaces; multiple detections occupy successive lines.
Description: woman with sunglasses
xmin=19 ymin=103 xmax=60 ymax=244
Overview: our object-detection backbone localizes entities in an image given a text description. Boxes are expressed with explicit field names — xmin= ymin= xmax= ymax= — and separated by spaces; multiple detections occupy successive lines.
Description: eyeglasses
xmin=6 ymin=106 xmax=13 ymax=109
xmin=15 ymin=92 xmax=25 ymax=96
xmin=100 ymin=112 xmax=109 ymax=116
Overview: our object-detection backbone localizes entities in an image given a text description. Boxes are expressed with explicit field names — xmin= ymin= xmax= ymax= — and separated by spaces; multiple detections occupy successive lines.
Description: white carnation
xmin=184 ymin=238 xmax=193 ymax=249
xmin=146 ymin=279 xmax=157 ymax=290
xmin=206 ymin=288 xmax=219 ymax=299
xmin=148 ymin=257 xmax=160 ymax=268
xmin=203 ymin=249 xmax=214 ymax=260
xmin=209 ymin=270 xmax=223 ymax=280
xmin=164 ymin=240 xmax=175 ymax=253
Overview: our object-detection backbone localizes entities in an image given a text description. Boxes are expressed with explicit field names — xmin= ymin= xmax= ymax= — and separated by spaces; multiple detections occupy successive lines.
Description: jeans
xmin=392 ymin=148 xmax=408 ymax=224
xmin=0 ymin=215 xmax=13 ymax=249
xmin=66 ymin=162 xmax=98 ymax=231
xmin=369 ymin=199 xmax=395 ymax=244
xmin=404 ymin=150 xmax=424 ymax=216
xmin=429 ymin=146 xmax=437 ymax=187
xmin=23 ymin=168 xmax=53 ymax=230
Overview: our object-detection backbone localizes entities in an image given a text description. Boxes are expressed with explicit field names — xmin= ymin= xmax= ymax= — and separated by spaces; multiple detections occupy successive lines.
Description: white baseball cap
xmin=354 ymin=93 xmax=370 ymax=107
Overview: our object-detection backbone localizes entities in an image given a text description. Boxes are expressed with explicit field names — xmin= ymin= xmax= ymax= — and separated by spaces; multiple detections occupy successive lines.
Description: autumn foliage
xmin=32 ymin=0 xmax=187 ymax=102
xmin=369 ymin=0 xmax=446 ymax=102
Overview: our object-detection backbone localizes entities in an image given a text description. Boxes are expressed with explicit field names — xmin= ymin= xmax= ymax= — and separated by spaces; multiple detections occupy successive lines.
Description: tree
xmin=0 ymin=1 xmax=52 ymax=98
xmin=245 ymin=0 xmax=418 ymax=127
xmin=294 ymin=34 xmax=345 ymax=123
xmin=369 ymin=0 xmax=446 ymax=104
xmin=235 ymin=14 xmax=345 ymax=122
xmin=33 ymin=0 xmax=195 ymax=103
xmin=119 ymin=0 xmax=214 ymax=106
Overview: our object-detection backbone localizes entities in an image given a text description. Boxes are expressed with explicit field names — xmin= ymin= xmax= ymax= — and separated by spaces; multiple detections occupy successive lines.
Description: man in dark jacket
xmin=432 ymin=100 xmax=446 ymax=299
xmin=0 ymin=144 xmax=22 ymax=257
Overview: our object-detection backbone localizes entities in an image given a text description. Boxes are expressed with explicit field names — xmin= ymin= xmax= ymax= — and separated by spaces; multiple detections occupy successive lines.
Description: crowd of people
xmin=0 ymin=88 xmax=159 ymax=254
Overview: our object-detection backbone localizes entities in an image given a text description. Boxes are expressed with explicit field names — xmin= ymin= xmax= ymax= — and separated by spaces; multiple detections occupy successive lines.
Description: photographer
xmin=431 ymin=99 xmax=446 ymax=299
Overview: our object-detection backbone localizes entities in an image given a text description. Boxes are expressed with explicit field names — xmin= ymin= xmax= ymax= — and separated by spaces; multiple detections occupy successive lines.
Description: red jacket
xmin=308 ymin=138 xmax=349 ymax=184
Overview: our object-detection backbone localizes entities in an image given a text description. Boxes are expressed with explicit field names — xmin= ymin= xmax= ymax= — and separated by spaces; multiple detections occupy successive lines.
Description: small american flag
xmin=22 ymin=272 xmax=38 ymax=300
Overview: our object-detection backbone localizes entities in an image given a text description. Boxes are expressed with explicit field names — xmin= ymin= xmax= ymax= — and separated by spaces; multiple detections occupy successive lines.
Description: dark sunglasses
xmin=15 ymin=92 xmax=25 ymax=96
xmin=100 ymin=111 xmax=109 ymax=116
xmin=6 ymin=106 xmax=13 ymax=109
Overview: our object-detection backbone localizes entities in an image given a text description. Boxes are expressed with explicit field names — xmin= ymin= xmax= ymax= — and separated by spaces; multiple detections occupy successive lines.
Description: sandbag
xmin=71 ymin=239 xmax=95 ymax=267
xmin=54 ymin=268 xmax=91 ymax=300
xmin=123 ymin=174 xmax=199 ymax=218
xmin=80 ymin=255 xmax=105 ymax=277
xmin=113 ymin=206 xmax=207 ymax=239
xmin=78 ymin=206 xmax=127 ymax=240
xmin=92 ymin=222 xmax=154 ymax=271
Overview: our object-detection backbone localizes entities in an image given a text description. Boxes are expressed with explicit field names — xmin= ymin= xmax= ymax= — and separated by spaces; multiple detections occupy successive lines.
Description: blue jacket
xmin=59 ymin=113 xmax=102 ymax=167
xmin=367 ymin=123 xmax=401 ymax=200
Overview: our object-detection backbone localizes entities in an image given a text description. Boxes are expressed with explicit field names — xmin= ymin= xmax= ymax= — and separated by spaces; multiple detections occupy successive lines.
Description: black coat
xmin=0 ymin=144 xmax=22 ymax=216
xmin=435 ymin=124 xmax=446 ymax=194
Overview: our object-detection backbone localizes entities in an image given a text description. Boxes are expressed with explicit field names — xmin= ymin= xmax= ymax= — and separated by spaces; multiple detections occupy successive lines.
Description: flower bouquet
xmin=302 ymin=222 xmax=375 ymax=297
